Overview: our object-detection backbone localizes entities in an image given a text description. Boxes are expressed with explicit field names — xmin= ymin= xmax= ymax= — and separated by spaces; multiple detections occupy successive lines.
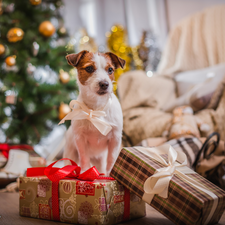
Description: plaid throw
xmin=139 ymin=137 xmax=202 ymax=169
xmin=110 ymin=147 xmax=225 ymax=225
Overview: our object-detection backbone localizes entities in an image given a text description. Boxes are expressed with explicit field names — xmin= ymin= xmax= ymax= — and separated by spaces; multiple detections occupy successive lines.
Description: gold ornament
xmin=29 ymin=0 xmax=42 ymax=5
xmin=0 ymin=44 xmax=5 ymax=55
xmin=132 ymin=46 xmax=143 ymax=70
xmin=5 ymin=55 xmax=16 ymax=66
xmin=59 ymin=69 xmax=70 ymax=84
xmin=77 ymin=28 xmax=98 ymax=52
xmin=0 ymin=0 xmax=3 ymax=15
xmin=39 ymin=21 xmax=55 ymax=37
xmin=7 ymin=28 xmax=24 ymax=42
xmin=58 ymin=103 xmax=71 ymax=120
xmin=107 ymin=24 xmax=131 ymax=92
xmin=58 ymin=26 xmax=67 ymax=36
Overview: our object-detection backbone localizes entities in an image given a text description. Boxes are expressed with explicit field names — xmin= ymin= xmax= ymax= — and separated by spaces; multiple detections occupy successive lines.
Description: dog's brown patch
xmin=100 ymin=53 xmax=115 ymax=81
xmin=66 ymin=50 xmax=89 ymax=67
xmin=105 ymin=52 xmax=126 ymax=69
xmin=76 ymin=52 xmax=96 ymax=85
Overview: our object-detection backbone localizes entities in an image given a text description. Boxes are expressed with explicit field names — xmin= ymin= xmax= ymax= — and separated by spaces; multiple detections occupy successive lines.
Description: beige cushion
xmin=123 ymin=107 xmax=172 ymax=145
xmin=117 ymin=70 xmax=176 ymax=111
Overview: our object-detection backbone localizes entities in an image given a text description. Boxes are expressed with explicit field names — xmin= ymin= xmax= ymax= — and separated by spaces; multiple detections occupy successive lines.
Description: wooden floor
xmin=0 ymin=193 xmax=224 ymax=225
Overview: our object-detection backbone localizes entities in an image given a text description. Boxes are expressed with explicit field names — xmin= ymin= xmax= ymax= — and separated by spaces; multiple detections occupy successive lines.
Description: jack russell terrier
xmin=59 ymin=50 xmax=125 ymax=175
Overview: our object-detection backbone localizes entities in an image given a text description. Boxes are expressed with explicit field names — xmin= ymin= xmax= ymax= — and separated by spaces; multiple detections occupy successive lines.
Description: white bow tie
xmin=58 ymin=100 xmax=112 ymax=136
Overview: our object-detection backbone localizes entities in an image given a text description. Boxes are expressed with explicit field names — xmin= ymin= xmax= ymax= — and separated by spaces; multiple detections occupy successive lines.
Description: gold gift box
xmin=19 ymin=176 xmax=146 ymax=224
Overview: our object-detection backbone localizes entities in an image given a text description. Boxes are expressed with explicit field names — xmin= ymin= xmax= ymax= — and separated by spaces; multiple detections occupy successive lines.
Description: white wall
xmin=62 ymin=0 xmax=225 ymax=50
xmin=61 ymin=0 xmax=81 ymax=36
xmin=62 ymin=0 xmax=127 ymax=46
xmin=167 ymin=0 xmax=225 ymax=30
xmin=62 ymin=0 xmax=167 ymax=49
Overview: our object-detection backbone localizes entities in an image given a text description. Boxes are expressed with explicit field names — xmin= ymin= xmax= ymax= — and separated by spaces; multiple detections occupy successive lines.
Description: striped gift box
xmin=110 ymin=146 xmax=225 ymax=225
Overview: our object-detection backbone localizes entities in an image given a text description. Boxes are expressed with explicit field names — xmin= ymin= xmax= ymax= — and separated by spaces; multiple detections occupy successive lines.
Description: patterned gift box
xmin=19 ymin=176 xmax=146 ymax=224
xmin=110 ymin=145 xmax=225 ymax=225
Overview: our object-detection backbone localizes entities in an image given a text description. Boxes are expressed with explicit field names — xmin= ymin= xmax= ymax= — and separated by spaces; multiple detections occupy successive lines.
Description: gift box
xmin=19 ymin=159 xmax=145 ymax=224
xmin=110 ymin=144 xmax=225 ymax=225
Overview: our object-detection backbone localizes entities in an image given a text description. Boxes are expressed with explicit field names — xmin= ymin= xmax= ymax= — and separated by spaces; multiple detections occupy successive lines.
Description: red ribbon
xmin=0 ymin=143 xmax=33 ymax=159
xmin=123 ymin=187 xmax=130 ymax=221
xmin=27 ymin=158 xmax=114 ymax=221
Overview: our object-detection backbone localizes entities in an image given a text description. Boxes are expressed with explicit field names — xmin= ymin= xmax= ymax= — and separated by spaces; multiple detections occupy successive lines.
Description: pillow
xmin=189 ymin=74 xmax=225 ymax=111
xmin=117 ymin=70 xmax=176 ymax=111
xmin=163 ymin=64 xmax=225 ymax=112
xmin=175 ymin=63 xmax=225 ymax=97
xmin=190 ymin=92 xmax=213 ymax=111
xmin=207 ymin=75 xmax=225 ymax=109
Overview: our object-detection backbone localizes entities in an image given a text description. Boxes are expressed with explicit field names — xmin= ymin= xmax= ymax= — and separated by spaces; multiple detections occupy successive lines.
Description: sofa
xmin=117 ymin=5 xmax=225 ymax=146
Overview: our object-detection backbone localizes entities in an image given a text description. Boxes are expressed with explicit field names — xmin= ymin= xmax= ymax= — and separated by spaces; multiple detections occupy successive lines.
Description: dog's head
xmin=66 ymin=51 xmax=125 ymax=96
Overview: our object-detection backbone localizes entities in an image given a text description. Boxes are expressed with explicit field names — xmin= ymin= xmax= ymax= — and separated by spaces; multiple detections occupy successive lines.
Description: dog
xmin=62 ymin=50 xmax=125 ymax=175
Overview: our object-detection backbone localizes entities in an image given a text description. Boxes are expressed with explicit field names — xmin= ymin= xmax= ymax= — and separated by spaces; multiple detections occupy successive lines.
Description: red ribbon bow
xmin=0 ymin=143 xmax=33 ymax=159
xmin=27 ymin=158 xmax=114 ymax=221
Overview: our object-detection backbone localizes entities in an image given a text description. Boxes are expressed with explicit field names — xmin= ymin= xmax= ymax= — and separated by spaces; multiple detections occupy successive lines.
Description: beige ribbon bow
xmin=135 ymin=144 xmax=218 ymax=225
xmin=58 ymin=100 xmax=112 ymax=136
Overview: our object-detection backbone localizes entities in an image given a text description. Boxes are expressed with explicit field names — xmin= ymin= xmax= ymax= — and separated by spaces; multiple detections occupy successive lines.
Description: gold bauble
xmin=0 ymin=4 xmax=3 ymax=15
xmin=7 ymin=28 xmax=24 ymax=42
xmin=107 ymin=24 xmax=131 ymax=93
xmin=29 ymin=0 xmax=42 ymax=5
xmin=0 ymin=44 xmax=5 ymax=55
xmin=39 ymin=21 xmax=55 ymax=37
xmin=59 ymin=69 xmax=70 ymax=84
xmin=5 ymin=55 xmax=16 ymax=66
xmin=58 ymin=26 xmax=67 ymax=36
xmin=78 ymin=28 xmax=98 ymax=52
xmin=59 ymin=103 xmax=71 ymax=120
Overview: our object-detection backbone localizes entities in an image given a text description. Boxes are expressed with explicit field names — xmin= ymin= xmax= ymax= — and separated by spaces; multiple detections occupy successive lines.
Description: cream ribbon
xmin=58 ymin=100 xmax=112 ymax=136
xmin=134 ymin=144 xmax=218 ymax=225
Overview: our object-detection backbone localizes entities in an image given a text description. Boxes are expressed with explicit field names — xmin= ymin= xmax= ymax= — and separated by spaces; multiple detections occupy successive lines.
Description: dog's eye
xmin=85 ymin=66 xmax=94 ymax=73
xmin=108 ymin=67 xmax=114 ymax=75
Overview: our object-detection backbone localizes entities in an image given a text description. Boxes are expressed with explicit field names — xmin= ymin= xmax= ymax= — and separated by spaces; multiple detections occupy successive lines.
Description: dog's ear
xmin=66 ymin=50 xmax=89 ymax=67
xmin=105 ymin=52 xmax=126 ymax=69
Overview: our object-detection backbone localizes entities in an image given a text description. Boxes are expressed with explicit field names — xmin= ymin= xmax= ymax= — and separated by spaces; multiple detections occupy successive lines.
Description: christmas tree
xmin=0 ymin=0 xmax=77 ymax=145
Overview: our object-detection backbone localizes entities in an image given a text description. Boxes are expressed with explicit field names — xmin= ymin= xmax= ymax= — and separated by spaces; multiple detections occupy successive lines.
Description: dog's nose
xmin=99 ymin=81 xmax=109 ymax=90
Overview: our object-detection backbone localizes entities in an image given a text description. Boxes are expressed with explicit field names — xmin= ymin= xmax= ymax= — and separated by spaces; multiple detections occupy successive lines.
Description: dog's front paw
xmin=80 ymin=161 xmax=91 ymax=173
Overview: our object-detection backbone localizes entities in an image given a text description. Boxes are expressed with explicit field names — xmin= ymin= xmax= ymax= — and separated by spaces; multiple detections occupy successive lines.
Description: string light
xmin=147 ymin=71 xmax=153 ymax=77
